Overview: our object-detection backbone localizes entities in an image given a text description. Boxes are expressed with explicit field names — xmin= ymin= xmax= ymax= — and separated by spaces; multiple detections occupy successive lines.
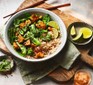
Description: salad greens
xmin=42 ymin=14 xmax=50 ymax=24
xmin=8 ymin=13 xmax=60 ymax=59
xmin=0 ymin=58 xmax=12 ymax=72
xmin=16 ymin=42 xmax=27 ymax=55
xmin=27 ymin=48 xmax=33 ymax=55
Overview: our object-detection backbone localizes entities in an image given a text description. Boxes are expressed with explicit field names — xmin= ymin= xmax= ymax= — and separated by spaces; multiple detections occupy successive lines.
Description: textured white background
xmin=0 ymin=0 xmax=93 ymax=85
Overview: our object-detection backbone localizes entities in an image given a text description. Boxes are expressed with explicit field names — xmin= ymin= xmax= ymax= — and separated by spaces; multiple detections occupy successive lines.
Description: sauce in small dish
xmin=74 ymin=69 xmax=91 ymax=85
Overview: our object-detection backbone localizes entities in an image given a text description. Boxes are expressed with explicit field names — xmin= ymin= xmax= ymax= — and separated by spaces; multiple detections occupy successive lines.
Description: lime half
xmin=48 ymin=21 xmax=59 ymax=29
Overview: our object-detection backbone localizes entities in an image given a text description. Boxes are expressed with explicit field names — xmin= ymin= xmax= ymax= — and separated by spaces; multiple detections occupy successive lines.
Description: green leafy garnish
xmin=24 ymin=13 xmax=31 ymax=19
xmin=29 ymin=24 xmax=36 ymax=34
xmin=42 ymin=14 xmax=51 ymax=24
xmin=0 ymin=59 xmax=11 ymax=72
xmin=41 ymin=33 xmax=52 ymax=41
xmin=32 ymin=38 xmax=41 ymax=46
xmin=14 ymin=19 xmax=20 ymax=27
xmin=27 ymin=48 xmax=33 ymax=55
xmin=16 ymin=42 xmax=27 ymax=55
xmin=8 ymin=28 xmax=17 ymax=44
xmin=24 ymin=31 xmax=34 ymax=40
xmin=19 ymin=30 xmax=24 ymax=35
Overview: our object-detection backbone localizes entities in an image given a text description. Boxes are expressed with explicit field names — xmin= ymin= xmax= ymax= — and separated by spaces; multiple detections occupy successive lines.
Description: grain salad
xmin=8 ymin=13 xmax=61 ymax=59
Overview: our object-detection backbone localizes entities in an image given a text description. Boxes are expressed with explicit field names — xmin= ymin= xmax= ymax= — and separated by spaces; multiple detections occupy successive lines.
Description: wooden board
xmin=48 ymin=58 xmax=82 ymax=83
xmin=3 ymin=0 xmax=93 ymax=84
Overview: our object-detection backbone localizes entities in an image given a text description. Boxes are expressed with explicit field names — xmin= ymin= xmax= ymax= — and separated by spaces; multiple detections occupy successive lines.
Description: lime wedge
xmin=72 ymin=32 xmax=83 ymax=41
xmin=52 ymin=28 xmax=58 ymax=39
xmin=48 ymin=21 xmax=59 ymax=29
xmin=80 ymin=27 xmax=92 ymax=39
xmin=70 ymin=26 xmax=76 ymax=36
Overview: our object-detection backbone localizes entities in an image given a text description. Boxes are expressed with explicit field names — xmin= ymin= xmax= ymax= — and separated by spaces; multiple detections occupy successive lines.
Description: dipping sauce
xmin=74 ymin=70 xmax=91 ymax=85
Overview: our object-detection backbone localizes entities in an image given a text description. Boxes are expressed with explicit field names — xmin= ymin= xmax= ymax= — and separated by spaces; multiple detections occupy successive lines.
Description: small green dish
xmin=68 ymin=22 xmax=93 ymax=45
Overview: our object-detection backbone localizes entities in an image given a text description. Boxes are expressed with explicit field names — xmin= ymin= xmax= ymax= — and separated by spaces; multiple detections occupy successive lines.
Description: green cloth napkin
xmin=14 ymin=40 xmax=80 ymax=84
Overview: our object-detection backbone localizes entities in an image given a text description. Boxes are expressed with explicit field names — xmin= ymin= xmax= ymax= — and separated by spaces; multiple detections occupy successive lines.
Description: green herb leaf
xmin=32 ymin=38 xmax=41 ymax=46
xmin=42 ymin=14 xmax=51 ymax=24
xmin=24 ymin=31 xmax=34 ymax=40
xmin=14 ymin=19 xmax=20 ymax=27
xmin=8 ymin=28 xmax=17 ymax=44
xmin=24 ymin=13 xmax=31 ymax=18
xmin=19 ymin=30 xmax=24 ymax=35
xmin=41 ymin=33 xmax=52 ymax=41
xmin=0 ymin=59 xmax=11 ymax=72
xmin=27 ymin=48 xmax=33 ymax=55
xmin=16 ymin=42 xmax=27 ymax=55
xmin=29 ymin=24 xmax=36 ymax=34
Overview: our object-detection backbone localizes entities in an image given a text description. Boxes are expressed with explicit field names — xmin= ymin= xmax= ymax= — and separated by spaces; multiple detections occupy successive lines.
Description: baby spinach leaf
xmin=42 ymin=14 xmax=51 ymax=24
xmin=27 ymin=48 xmax=33 ymax=55
xmin=32 ymin=38 xmax=41 ymax=46
xmin=0 ymin=59 xmax=11 ymax=72
xmin=14 ymin=19 xmax=20 ymax=27
xmin=16 ymin=42 xmax=27 ymax=55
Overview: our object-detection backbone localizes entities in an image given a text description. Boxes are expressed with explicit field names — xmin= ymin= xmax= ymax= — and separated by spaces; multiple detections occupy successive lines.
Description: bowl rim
xmin=4 ymin=8 xmax=67 ymax=62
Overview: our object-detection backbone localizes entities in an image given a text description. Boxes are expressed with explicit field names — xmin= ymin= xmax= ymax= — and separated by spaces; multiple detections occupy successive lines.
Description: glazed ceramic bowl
xmin=4 ymin=8 xmax=67 ymax=62
xmin=68 ymin=22 xmax=93 ymax=45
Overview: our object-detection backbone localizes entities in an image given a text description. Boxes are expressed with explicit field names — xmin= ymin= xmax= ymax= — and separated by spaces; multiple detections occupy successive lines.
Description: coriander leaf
xmin=42 ymin=14 xmax=51 ymax=24
xmin=27 ymin=48 xmax=33 ymax=55
xmin=16 ymin=42 xmax=27 ymax=55
xmin=32 ymin=38 xmax=41 ymax=46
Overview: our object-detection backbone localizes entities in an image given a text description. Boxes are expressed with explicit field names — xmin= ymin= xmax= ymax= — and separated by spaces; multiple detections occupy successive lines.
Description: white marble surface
xmin=0 ymin=0 xmax=93 ymax=85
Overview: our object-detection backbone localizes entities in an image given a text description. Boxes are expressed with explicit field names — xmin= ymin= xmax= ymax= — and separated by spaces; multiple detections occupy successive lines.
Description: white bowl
xmin=4 ymin=8 xmax=67 ymax=62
